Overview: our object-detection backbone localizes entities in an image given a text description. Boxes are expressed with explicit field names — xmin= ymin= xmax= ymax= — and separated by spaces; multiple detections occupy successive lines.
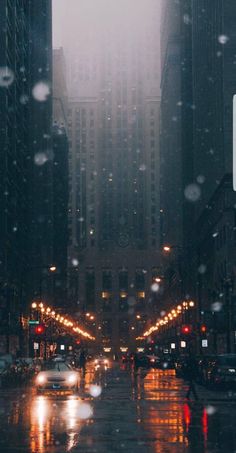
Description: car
xmin=195 ymin=355 xmax=216 ymax=384
xmin=0 ymin=359 xmax=9 ymax=386
xmin=206 ymin=354 xmax=236 ymax=387
xmin=146 ymin=354 xmax=161 ymax=368
xmin=160 ymin=355 xmax=175 ymax=370
xmin=94 ymin=355 xmax=111 ymax=370
xmin=175 ymin=356 xmax=188 ymax=378
xmin=35 ymin=360 xmax=80 ymax=393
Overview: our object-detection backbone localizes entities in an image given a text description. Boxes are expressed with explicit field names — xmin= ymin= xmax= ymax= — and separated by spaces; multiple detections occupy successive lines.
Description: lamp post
xmin=223 ymin=277 xmax=233 ymax=353
xmin=31 ymin=265 xmax=57 ymax=301
xmin=162 ymin=244 xmax=185 ymax=300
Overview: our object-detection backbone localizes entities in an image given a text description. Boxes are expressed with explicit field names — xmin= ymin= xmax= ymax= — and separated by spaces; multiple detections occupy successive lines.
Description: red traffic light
xmin=181 ymin=325 xmax=191 ymax=335
xmin=34 ymin=324 xmax=45 ymax=335
xmin=200 ymin=325 xmax=207 ymax=333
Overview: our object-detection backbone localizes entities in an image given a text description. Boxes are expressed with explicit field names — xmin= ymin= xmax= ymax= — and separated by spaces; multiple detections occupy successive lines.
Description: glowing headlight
xmin=67 ymin=374 xmax=77 ymax=384
xmin=104 ymin=359 xmax=108 ymax=365
xmin=94 ymin=359 xmax=98 ymax=364
xmin=36 ymin=374 xmax=46 ymax=385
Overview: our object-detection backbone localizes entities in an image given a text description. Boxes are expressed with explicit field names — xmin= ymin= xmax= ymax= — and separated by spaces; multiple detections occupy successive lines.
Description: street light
xmin=163 ymin=245 xmax=172 ymax=252
xmin=49 ymin=266 xmax=57 ymax=272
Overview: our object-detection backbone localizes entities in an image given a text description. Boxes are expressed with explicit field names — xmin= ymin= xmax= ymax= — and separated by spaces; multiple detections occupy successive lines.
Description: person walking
xmin=184 ymin=356 xmax=199 ymax=401
xmin=79 ymin=350 xmax=86 ymax=374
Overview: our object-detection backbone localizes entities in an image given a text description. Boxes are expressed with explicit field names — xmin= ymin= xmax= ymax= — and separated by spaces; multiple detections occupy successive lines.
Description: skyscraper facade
xmin=159 ymin=0 xmax=236 ymax=353
xmin=52 ymin=47 xmax=69 ymax=308
xmin=66 ymin=1 xmax=161 ymax=351
xmin=0 ymin=0 xmax=53 ymax=354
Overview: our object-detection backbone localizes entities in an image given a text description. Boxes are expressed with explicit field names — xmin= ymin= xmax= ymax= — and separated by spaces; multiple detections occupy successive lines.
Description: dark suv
xmin=206 ymin=354 xmax=236 ymax=387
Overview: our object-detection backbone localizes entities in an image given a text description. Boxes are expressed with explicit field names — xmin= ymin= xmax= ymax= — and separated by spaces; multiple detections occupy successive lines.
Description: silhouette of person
xmin=184 ymin=356 xmax=199 ymax=401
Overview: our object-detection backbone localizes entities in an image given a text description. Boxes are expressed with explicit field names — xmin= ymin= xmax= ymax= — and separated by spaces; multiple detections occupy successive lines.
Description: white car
xmin=35 ymin=360 xmax=80 ymax=393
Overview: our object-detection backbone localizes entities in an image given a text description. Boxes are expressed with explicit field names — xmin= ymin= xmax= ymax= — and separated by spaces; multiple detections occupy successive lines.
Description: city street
xmin=0 ymin=364 xmax=236 ymax=453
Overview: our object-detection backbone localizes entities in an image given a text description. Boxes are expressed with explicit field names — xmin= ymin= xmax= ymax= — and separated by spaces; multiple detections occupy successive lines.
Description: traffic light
xmin=181 ymin=324 xmax=192 ymax=335
xmin=34 ymin=324 xmax=45 ymax=335
xmin=200 ymin=324 xmax=207 ymax=334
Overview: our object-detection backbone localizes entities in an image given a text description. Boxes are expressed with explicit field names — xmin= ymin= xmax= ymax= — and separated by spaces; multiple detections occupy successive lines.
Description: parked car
xmin=195 ymin=355 xmax=216 ymax=384
xmin=159 ymin=355 xmax=176 ymax=370
xmin=0 ymin=359 xmax=9 ymax=387
xmin=205 ymin=354 xmax=236 ymax=387
xmin=146 ymin=354 xmax=161 ymax=368
xmin=35 ymin=360 xmax=80 ymax=393
xmin=175 ymin=356 xmax=188 ymax=377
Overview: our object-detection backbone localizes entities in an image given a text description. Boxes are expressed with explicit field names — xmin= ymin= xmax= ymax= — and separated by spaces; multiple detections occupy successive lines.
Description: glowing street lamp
xmin=163 ymin=245 xmax=171 ymax=252
xmin=49 ymin=266 xmax=57 ymax=272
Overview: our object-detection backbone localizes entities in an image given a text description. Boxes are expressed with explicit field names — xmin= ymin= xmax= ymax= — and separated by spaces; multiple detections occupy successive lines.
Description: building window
xmin=102 ymin=269 xmax=112 ymax=291
xmin=135 ymin=269 xmax=145 ymax=291
xmin=119 ymin=269 xmax=128 ymax=291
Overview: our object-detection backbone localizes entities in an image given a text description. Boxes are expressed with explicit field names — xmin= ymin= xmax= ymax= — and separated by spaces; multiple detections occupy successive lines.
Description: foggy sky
xmin=53 ymin=0 xmax=161 ymax=49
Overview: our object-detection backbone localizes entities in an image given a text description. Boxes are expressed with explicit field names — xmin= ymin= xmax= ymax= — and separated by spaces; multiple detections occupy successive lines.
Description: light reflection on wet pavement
xmin=0 ymin=364 xmax=236 ymax=452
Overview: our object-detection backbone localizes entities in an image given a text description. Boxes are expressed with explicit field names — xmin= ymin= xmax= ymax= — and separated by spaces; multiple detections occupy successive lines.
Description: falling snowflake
xmin=205 ymin=405 xmax=217 ymax=415
xmin=211 ymin=301 xmax=222 ymax=312
xmin=77 ymin=402 xmax=93 ymax=419
xmin=89 ymin=384 xmax=102 ymax=397
xmin=20 ymin=94 xmax=29 ymax=105
xmin=0 ymin=66 xmax=14 ymax=87
xmin=218 ymin=35 xmax=229 ymax=45
xmin=34 ymin=152 xmax=48 ymax=166
xmin=151 ymin=283 xmax=159 ymax=292
xmin=32 ymin=81 xmax=50 ymax=101
xmin=197 ymin=175 xmax=205 ymax=184
xmin=198 ymin=264 xmax=207 ymax=274
xmin=184 ymin=184 xmax=201 ymax=202
xmin=139 ymin=164 xmax=146 ymax=171
xmin=183 ymin=14 xmax=191 ymax=25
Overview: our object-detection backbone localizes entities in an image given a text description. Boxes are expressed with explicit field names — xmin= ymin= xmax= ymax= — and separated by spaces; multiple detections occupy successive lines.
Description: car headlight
xmin=67 ymin=374 xmax=77 ymax=384
xmin=94 ymin=359 xmax=98 ymax=364
xmin=104 ymin=359 xmax=108 ymax=365
xmin=36 ymin=374 xmax=46 ymax=385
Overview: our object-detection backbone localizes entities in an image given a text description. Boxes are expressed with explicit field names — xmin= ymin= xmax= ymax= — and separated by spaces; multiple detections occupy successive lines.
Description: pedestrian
xmin=133 ymin=352 xmax=140 ymax=372
xmin=79 ymin=350 xmax=86 ymax=374
xmin=184 ymin=356 xmax=199 ymax=401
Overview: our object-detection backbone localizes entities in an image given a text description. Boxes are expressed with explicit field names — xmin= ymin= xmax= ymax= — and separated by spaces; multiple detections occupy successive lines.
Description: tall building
xmin=160 ymin=0 xmax=194 ymax=313
xmin=159 ymin=0 xmax=236 ymax=353
xmin=0 ymin=0 xmax=53 ymax=354
xmin=28 ymin=0 xmax=54 ymax=305
xmin=65 ymin=0 xmax=162 ymax=352
xmin=191 ymin=1 xmax=236 ymax=353
xmin=52 ymin=47 xmax=69 ymax=308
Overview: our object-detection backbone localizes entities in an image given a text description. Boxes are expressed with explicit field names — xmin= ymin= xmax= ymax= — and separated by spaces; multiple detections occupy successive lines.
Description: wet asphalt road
xmin=0 ymin=364 xmax=236 ymax=453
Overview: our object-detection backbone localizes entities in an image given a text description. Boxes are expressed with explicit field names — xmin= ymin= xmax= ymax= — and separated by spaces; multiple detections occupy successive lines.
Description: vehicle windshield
xmin=42 ymin=361 xmax=72 ymax=372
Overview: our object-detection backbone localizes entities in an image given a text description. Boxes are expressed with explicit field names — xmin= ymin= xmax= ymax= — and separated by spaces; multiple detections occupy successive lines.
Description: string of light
xmin=31 ymin=302 xmax=95 ymax=341
xmin=139 ymin=300 xmax=195 ymax=339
